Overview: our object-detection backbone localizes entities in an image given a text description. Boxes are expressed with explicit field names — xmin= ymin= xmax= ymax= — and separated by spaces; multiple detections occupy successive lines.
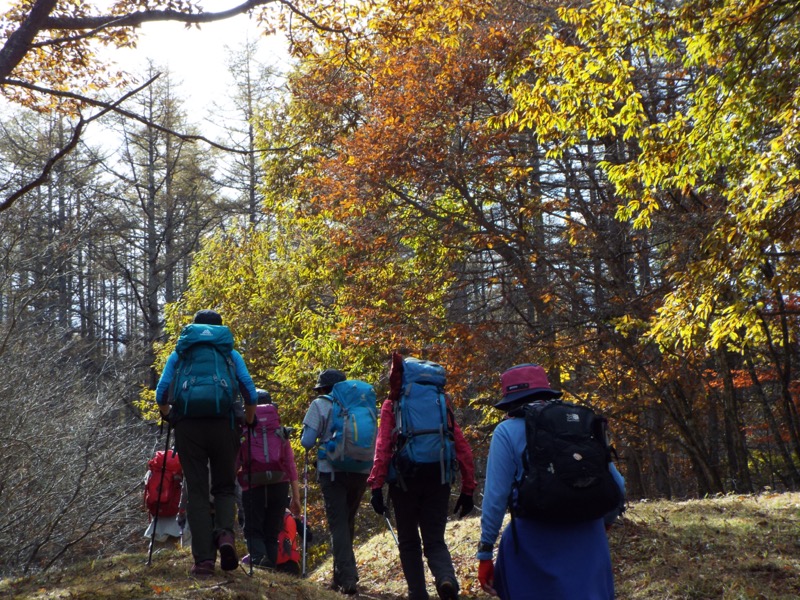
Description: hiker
xmin=301 ymin=368 xmax=377 ymax=595
xmin=237 ymin=388 xmax=302 ymax=569
xmin=368 ymin=353 xmax=477 ymax=600
xmin=155 ymin=309 xmax=259 ymax=577
xmin=476 ymin=364 xmax=626 ymax=599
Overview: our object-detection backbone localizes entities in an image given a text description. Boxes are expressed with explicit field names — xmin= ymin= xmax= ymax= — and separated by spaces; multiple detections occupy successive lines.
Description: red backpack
xmin=238 ymin=404 xmax=286 ymax=488
xmin=144 ymin=449 xmax=183 ymax=518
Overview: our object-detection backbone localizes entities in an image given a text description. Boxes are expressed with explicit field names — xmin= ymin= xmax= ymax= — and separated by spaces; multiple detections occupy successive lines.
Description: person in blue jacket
xmin=155 ymin=309 xmax=259 ymax=577
xmin=477 ymin=364 xmax=626 ymax=599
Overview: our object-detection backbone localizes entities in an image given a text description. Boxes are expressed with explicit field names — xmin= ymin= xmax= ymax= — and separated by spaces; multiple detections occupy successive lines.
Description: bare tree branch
xmin=42 ymin=0 xmax=279 ymax=31
xmin=0 ymin=0 xmax=58 ymax=81
xmin=3 ymin=77 xmax=261 ymax=153
xmin=0 ymin=76 xmax=158 ymax=213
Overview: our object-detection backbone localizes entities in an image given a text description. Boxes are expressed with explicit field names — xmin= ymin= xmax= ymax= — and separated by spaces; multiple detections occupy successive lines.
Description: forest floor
xmin=1 ymin=491 xmax=799 ymax=599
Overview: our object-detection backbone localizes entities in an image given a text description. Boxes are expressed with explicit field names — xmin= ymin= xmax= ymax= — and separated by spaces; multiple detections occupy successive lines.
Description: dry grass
xmin=612 ymin=492 xmax=800 ymax=600
xmin=2 ymin=492 xmax=799 ymax=599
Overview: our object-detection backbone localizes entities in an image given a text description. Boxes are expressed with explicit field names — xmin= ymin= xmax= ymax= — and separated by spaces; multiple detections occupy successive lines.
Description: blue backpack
xmin=322 ymin=380 xmax=378 ymax=472
xmin=170 ymin=324 xmax=239 ymax=418
xmin=392 ymin=358 xmax=456 ymax=486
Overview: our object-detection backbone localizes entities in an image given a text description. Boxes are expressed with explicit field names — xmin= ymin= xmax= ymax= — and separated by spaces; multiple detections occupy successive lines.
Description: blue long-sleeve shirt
xmin=155 ymin=348 xmax=258 ymax=407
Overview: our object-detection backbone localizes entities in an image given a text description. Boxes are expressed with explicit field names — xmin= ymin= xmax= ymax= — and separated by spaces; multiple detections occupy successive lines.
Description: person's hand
xmin=453 ymin=492 xmax=474 ymax=518
xmin=290 ymin=497 xmax=302 ymax=517
xmin=177 ymin=510 xmax=186 ymax=529
xmin=370 ymin=488 xmax=386 ymax=515
xmin=478 ymin=559 xmax=497 ymax=596
xmin=247 ymin=414 xmax=258 ymax=430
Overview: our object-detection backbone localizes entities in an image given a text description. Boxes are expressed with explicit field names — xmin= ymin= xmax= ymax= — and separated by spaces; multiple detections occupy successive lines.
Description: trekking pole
xmin=302 ymin=449 xmax=309 ymax=578
xmin=147 ymin=421 xmax=172 ymax=566
xmin=384 ymin=515 xmax=399 ymax=547
xmin=384 ymin=492 xmax=399 ymax=547
xmin=247 ymin=424 xmax=254 ymax=577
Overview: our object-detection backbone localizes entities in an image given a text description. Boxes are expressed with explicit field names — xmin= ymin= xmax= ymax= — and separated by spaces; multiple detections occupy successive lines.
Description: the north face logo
xmin=566 ymin=413 xmax=580 ymax=422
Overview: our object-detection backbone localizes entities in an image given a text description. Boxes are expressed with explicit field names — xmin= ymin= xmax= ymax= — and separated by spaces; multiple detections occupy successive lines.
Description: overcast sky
xmin=111 ymin=10 xmax=290 ymax=117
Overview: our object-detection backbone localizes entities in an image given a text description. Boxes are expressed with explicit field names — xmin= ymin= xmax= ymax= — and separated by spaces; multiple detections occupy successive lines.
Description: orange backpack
xmin=277 ymin=510 xmax=301 ymax=572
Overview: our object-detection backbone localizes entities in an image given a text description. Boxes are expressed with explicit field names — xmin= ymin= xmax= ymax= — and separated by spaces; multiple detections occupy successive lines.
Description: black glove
xmin=453 ymin=492 xmax=474 ymax=518
xmin=247 ymin=415 xmax=259 ymax=430
xmin=161 ymin=407 xmax=176 ymax=425
xmin=370 ymin=488 xmax=386 ymax=515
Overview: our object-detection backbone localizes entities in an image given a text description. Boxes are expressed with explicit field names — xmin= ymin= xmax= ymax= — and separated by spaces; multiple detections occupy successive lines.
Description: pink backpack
xmin=239 ymin=404 xmax=285 ymax=486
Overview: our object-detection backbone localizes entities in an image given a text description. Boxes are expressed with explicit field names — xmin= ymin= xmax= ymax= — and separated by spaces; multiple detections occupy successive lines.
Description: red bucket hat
xmin=495 ymin=363 xmax=562 ymax=410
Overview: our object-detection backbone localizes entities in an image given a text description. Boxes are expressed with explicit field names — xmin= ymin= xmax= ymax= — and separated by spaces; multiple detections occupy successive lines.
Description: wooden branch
xmin=42 ymin=0 xmax=277 ymax=30
xmin=0 ymin=0 xmax=58 ymax=81
xmin=0 ymin=77 xmax=155 ymax=213
xmin=0 ymin=114 xmax=85 ymax=214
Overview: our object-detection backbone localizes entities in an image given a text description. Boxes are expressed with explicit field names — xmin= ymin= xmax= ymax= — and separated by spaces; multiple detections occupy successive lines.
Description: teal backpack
xmin=170 ymin=324 xmax=239 ymax=418
xmin=322 ymin=380 xmax=378 ymax=472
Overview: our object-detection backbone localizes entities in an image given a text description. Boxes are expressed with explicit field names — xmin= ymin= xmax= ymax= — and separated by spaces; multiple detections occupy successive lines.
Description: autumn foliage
xmin=4 ymin=1 xmax=799 ymax=501
xmin=185 ymin=0 xmax=799 ymax=500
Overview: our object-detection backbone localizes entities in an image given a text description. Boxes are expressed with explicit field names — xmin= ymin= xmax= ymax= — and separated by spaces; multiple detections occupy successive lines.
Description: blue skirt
xmin=495 ymin=517 xmax=615 ymax=600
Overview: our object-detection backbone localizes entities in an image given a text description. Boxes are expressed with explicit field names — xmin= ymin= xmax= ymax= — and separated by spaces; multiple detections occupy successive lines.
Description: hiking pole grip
xmin=147 ymin=422 xmax=172 ymax=566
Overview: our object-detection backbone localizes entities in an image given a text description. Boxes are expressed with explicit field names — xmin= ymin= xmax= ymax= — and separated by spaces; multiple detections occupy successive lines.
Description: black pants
xmin=242 ymin=481 xmax=290 ymax=566
xmin=174 ymin=417 xmax=240 ymax=564
xmin=319 ymin=471 xmax=368 ymax=588
xmin=389 ymin=468 xmax=457 ymax=600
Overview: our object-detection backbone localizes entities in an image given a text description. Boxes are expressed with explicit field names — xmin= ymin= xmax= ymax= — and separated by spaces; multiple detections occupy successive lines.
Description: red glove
xmin=478 ymin=559 xmax=496 ymax=596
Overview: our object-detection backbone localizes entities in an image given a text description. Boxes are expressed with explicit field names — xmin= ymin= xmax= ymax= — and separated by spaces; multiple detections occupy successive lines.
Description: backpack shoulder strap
xmin=224 ymin=350 xmax=240 ymax=401
xmin=444 ymin=395 xmax=456 ymax=432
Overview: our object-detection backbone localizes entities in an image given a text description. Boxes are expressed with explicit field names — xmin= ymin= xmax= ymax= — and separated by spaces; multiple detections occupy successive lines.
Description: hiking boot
xmin=253 ymin=557 xmax=275 ymax=570
xmin=340 ymin=582 xmax=358 ymax=595
xmin=190 ymin=560 xmax=215 ymax=577
xmin=216 ymin=531 xmax=239 ymax=571
xmin=436 ymin=578 xmax=459 ymax=600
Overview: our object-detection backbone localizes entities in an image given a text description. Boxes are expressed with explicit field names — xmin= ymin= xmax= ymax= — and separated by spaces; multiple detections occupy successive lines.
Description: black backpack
xmin=509 ymin=400 xmax=622 ymax=523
